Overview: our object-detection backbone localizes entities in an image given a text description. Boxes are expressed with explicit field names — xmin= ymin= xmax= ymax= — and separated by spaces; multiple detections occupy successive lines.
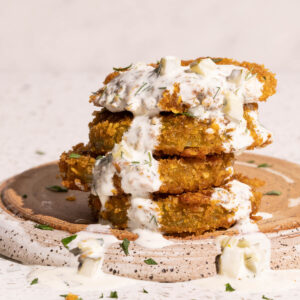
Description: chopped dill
xmin=113 ymin=64 xmax=132 ymax=72
xmin=135 ymin=82 xmax=147 ymax=96
xmin=213 ymin=87 xmax=221 ymax=99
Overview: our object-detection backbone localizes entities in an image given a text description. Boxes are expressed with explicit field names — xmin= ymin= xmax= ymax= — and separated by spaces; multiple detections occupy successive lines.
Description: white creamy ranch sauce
xmin=95 ymin=57 xmax=263 ymax=116
xmin=92 ymin=115 xmax=162 ymax=210
xmin=192 ymin=269 xmax=300 ymax=293
xmin=127 ymin=196 xmax=173 ymax=248
xmin=28 ymin=266 xmax=140 ymax=291
xmin=91 ymin=112 xmax=173 ymax=247
xmin=212 ymin=179 xmax=253 ymax=228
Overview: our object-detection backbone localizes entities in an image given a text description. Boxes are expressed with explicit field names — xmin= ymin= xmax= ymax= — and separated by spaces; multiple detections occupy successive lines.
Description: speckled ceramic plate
xmin=0 ymin=153 xmax=299 ymax=282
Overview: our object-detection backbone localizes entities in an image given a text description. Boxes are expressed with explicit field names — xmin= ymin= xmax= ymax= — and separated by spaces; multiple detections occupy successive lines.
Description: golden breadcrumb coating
xmin=158 ymin=82 xmax=190 ymax=114
xmin=88 ymin=110 xmax=132 ymax=155
xmin=89 ymin=175 xmax=263 ymax=235
xmin=59 ymin=148 xmax=234 ymax=193
xmin=158 ymin=154 xmax=234 ymax=194
xmin=88 ymin=105 xmax=272 ymax=158
xmin=59 ymin=143 xmax=96 ymax=191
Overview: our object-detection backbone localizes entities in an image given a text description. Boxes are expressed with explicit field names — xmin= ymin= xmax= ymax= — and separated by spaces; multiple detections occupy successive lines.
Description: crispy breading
xmin=59 ymin=144 xmax=96 ymax=191
xmin=88 ymin=105 xmax=272 ymax=158
xmin=59 ymin=149 xmax=234 ymax=193
xmin=158 ymin=82 xmax=190 ymax=114
xmin=88 ymin=110 xmax=132 ymax=155
xmin=158 ymin=154 xmax=234 ymax=193
xmin=89 ymin=175 xmax=263 ymax=235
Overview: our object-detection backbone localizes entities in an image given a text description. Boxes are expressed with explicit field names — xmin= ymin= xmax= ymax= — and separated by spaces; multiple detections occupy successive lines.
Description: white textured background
xmin=0 ymin=1 xmax=300 ymax=298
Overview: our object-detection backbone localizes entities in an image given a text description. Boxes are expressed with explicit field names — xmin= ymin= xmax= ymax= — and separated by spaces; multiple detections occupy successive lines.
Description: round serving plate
xmin=0 ymin=153 xmax=299 ymax=282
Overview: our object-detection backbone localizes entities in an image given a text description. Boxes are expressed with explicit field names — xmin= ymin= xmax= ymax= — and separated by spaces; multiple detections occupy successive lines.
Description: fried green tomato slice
xmin=88 ymin=104 xmax=272 ymax=158
xmin=89 ymin=175 xmax=263 ymax=235
xmin=59 ymin=148 xmax=234 ymax=194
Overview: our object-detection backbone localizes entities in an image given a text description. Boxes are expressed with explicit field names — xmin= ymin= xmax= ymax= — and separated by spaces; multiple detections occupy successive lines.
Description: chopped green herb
xmin=109 ymin=291 xmax=118 ymax=298
xmin=263 ymin=76 xmax=267 ymax=80
xmin=69 ymin=153 xmax=81 ymax=159
xmin=225 ymin=283 xmax=235 ymax=292
xmin=131 ymin=161 xmax=140 ymax=164
xmin=262 ymin=295 xmax=273 ymax=300
xmin=96 ymin=155 xmax=104 ymax=160
xmin=61 ymin=235 xmax=77 ymax=249
xmin=148 ymin=152 xmax=152 ymax=167
xmin=264 ymin=190 xmax=281 ymax=196
xmin=113 ymin=64 xmax=132 ymax=72
xmin=158 ymin=87 xmax=167 ymax=89
xmin=99 ymin=293 xmax=104 ymax=298
xmin=120 ymin=238 xmax=130 ymax=256
xmin=213 ymin=87 xmax=221 ymax=99
xmin=180 ymin=112 xmax=195 ymax=118
xmin=154 ymin=63 xmax=162 ymax=76
xmin=142 ymin=288 xmax=148 ymax=293
xmin=46 ymin=185 xmax=68 ymax=192
xmin=257 ymin=163 xmax=272 ymax=168
xmin=135 ymin=82 xmax=147 ymax=96
xmin=34 ymin=224 xmax=54 ymax=231
xmin=22 ymin=194 xmax=27 ymax=199
xmin=30 ymin=278 xmax=38 ymax=285
xmin=212 ymin=58 xmax=222 ymax=63
xmin=149 ymin=215 xmax=158 ymax=226
xmin=144 ymin=258 xmax=158 ymax=265
xmin=247 ymin=160 xmax=255 ymax=163
xmin=35 ymin=150 xmax=45 ymax=155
